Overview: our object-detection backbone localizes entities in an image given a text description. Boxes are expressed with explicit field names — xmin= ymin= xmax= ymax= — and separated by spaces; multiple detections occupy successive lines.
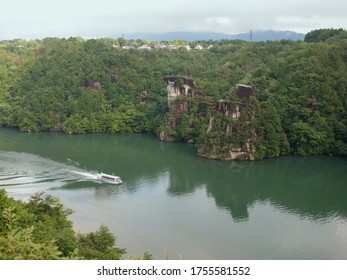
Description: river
xmin=0 ymin=127 xmax=346 ymax=259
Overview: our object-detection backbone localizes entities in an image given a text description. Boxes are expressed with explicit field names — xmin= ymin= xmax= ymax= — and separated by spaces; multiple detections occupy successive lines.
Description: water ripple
xmin=0 ymin=151 xmax=99 ymax=191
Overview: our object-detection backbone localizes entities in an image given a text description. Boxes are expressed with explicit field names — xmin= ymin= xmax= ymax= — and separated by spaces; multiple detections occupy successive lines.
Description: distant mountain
xmin=117 ymin=30 xmax=305 ymax=42
xmin=229 ymin=30 xmax=305 ymax=41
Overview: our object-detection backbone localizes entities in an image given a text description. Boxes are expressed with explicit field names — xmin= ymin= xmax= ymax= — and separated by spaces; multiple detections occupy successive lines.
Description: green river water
xmin=0 ymin=128 xmax=346 ymax=259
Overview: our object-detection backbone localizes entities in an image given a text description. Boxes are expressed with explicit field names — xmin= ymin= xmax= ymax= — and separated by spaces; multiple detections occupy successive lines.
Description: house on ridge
xmin=138 ymin=45 xmax=152 ymax=50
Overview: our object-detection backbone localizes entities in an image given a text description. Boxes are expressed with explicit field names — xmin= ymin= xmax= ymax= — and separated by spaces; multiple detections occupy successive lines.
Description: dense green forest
xmin=0 ymin=28 xmax=346 ymax=159
xmin=0 ymin=189 xmax=151 ymax=259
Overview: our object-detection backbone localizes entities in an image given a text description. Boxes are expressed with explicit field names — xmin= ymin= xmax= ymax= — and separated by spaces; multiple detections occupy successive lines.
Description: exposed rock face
xmin=159 ymin=131 xmax=175 ymax=142
xmin=160 ymin=78 xmax=256 ymax=160
xmin=110 ymin=74 xmax=118 ymax=84
xmin=159 ymin=115 xmax=182 ymax=142
xmin=206 ymin=117 xmax=214 ymax=133
xmin=174 ymin=101 xmax=189 ymax=113
xmin=216 ymin=100 xmax=241 ymax=119
xmin=200 ymin=85 xmax=256 ymax=160
xmin=216 ymin=100 xmax=231 ymax=113
xmin=83 ymin=80 xmax=102 ymax=90
xmin=140 ymin=90 xmax=147 ymax=103
xmin=164 ymin=76 xmax=200 ymax=108
xmin=164 ymin=76 xmax=196 ymax=88
xmin=235 ymin=84 xmax=252 ymax=102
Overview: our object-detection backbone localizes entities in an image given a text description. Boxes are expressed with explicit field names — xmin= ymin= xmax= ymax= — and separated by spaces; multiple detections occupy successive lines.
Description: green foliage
xmin=256 ymin=101 xmax=290 ymax=158
xmin=125 ymin=251 xmax=154 ymax=260
xmin=289 ymin=121 xmax=330 ymax=156
xmin=0 ymin=207 xmax=62 ymax=260
xmin=76 ymin=225 xmax=126 ymax=260
xmin=0 ymin=226 xmax=62 ymax=260
xmin=305 ymin=28 xmax=347 ymax=42
xmin=1 ymin=29 xmax=346 ymax=159
xmin=0 ymin=190 xmax=143 ymax=259
xmin=21 ymin=192 xmax=77 ymax=256
xmin=0 ymin=189 xmax=12 ymax=234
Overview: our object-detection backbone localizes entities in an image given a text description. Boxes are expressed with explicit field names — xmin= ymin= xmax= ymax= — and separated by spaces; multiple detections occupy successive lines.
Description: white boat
xmin=97 ymin=172 xmax=122 ymax=185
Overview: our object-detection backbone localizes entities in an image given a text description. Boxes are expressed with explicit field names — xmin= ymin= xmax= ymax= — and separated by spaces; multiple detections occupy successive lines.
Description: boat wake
xmin=0 ymin=151 xmax=103 ymax=198
xmin=68 ymin=170 xmax=99 ymax=181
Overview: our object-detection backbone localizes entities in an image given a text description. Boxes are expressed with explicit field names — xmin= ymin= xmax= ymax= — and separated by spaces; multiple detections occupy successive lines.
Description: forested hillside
xmin=0 ymin=189 xmax=151 ymax=259
xmin=0 ymin=29 xmax=346 ymax=159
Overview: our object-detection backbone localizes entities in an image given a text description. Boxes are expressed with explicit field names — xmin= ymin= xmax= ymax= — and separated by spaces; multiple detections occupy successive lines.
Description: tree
xmin=76 ymin=225 xmax=126 ymax=260
xmin=305 ymin=28 xmax=347 ymax=42
xmin=0 ymin=190 xmax=136 ymax=260
xmin=0 ymin=207 xmax=62 ymax=260
xmin=289 ymin=121 xmax=329 ymax=156
xmin=1 ymin=35 xmax=346 ymax=160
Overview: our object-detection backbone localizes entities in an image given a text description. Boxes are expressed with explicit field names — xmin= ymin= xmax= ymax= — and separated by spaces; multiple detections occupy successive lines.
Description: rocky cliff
xmin=163 ymin=76 xmax=202 ymax=108
xmin=160 ymin=76 xmax=258 ymax=160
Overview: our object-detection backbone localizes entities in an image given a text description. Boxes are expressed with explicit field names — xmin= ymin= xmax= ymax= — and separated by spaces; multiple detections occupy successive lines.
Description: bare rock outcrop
xmin=82 ymin=80 xmax=102 ymax=90
xmin=160 ymin=79 xmax=256 ymax=160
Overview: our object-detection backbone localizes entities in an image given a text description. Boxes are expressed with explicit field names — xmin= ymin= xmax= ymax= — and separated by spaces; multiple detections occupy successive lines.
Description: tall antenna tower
xmin=250 ymin=30 xmax=253 ymax=42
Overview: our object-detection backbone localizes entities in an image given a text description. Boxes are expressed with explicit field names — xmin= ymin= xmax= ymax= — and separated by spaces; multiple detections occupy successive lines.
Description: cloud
xmin=0 ymin=0 xmax=346 ymax=39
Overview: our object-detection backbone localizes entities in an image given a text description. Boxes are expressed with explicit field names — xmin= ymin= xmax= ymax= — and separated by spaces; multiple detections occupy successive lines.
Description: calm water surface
xmin=0 ymin=128 xmax=347 ymax=259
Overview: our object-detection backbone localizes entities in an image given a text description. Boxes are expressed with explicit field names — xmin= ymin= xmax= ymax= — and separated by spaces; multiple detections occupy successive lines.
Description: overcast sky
xmin=1 ymin=0 xmax=346 ymax=39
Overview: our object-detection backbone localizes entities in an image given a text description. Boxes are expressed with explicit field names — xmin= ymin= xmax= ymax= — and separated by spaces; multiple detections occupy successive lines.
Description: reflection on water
xmin=0 ymin=128 xmax=347 ymax=259
xmin=167 ymin=156 xmax=347 ymax=222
